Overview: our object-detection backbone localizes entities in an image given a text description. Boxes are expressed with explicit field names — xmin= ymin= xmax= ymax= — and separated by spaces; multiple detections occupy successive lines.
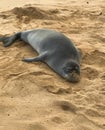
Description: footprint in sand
xmin=83 ymin=50 xmax=105 ymax=67
xmin=82 ymin=66 xmax=99 ymax=80
xmin=43 ymin=85 xmax=72 ymax=94
xmin=54 ymin=100 xmax=77 ymax=113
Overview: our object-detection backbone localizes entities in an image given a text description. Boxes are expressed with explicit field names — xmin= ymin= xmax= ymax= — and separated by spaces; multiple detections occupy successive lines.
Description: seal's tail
xmin=0 ymin=32 xmax=21 ymax=47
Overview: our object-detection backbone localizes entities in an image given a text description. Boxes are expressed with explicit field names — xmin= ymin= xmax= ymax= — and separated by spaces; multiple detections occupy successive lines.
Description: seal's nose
xmin=64 ymin=72 xmax=80 ymax=83
xmin=70 ymin=71 xmax=80 ymax=82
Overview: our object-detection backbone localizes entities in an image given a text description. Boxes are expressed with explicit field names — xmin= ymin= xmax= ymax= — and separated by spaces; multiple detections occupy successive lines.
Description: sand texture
xmin=0 ymin=0 xmax=105 ymax=130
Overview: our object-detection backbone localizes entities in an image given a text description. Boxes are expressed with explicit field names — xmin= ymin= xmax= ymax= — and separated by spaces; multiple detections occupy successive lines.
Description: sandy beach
xmin=0 ymin=0 xmax=105 ymax=130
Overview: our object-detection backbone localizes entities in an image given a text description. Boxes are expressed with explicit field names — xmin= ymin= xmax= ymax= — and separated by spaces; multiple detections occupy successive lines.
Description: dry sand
xmin=0 ymin=0 xmax=105 ymax=130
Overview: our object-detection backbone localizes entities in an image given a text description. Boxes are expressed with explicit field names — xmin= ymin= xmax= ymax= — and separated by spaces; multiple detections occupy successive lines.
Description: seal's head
xmin=62 ymin=60 xmax=80 ymax=83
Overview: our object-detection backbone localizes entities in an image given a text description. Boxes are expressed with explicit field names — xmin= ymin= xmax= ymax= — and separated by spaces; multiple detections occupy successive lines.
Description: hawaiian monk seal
xmin=0 ymin=29 xmax=81 ymax=82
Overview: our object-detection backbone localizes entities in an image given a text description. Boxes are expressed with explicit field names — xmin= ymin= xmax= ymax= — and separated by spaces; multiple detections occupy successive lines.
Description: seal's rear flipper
xmin=0 ymin=32 xmax=21 ymax=47
xmin=22 ymin=52 xmax=48 ymax=62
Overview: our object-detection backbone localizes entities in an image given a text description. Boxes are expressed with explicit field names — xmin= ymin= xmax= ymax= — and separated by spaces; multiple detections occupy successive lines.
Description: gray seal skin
xmin=0 ymin=29 xmax=81 ymax=82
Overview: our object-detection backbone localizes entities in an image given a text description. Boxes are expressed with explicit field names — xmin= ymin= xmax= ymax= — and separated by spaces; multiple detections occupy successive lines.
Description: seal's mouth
xmin=64 ymin=71 xmax=80 ymax=83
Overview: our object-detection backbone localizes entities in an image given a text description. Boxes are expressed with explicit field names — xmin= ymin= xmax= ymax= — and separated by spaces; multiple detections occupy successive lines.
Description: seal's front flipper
xmin=22 ymin=52 xmax=48 ymax=63
xmin=0 ymin=32 xmax=21 ymax=47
